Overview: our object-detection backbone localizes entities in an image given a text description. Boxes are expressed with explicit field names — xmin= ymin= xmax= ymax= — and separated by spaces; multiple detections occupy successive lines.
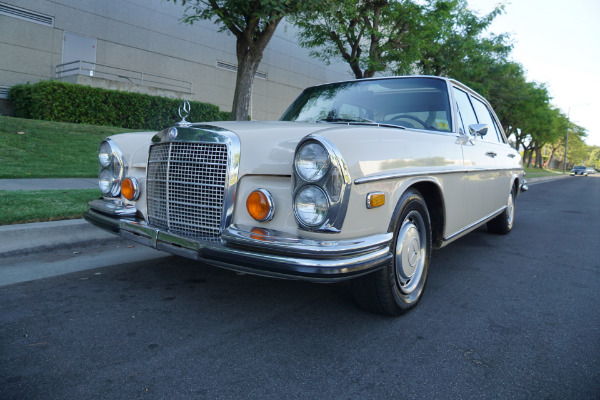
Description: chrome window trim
xmin=293 ymin=134 xmax=351 ymax=233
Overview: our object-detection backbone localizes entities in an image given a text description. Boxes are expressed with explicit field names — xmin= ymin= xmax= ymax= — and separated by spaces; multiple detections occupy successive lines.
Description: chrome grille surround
xmin=146 ymin=125 xmax=240 ymax=239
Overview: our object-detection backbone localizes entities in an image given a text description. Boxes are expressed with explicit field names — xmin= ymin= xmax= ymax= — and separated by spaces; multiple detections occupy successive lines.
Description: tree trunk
xmin=535 ymin=147 xmax=543 ymax=168
xmin=545 ymin=148 xmax=555 ymax=168
xmin=230 ymin=19 xmax=281 ymax=121
xmin=231 ymin=53 xmax=260 ymax=121
xmin=523 ymin=148 xmax=533 ymax=167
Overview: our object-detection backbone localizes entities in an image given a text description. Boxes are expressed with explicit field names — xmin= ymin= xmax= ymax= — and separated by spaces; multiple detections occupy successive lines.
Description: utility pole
xmin=562 ymin=109 xmax=570 ymax=174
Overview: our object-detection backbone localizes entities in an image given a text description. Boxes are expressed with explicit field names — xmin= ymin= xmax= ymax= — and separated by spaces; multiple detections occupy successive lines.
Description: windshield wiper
xmin=316 ymin=117 xmax=406 ymax=129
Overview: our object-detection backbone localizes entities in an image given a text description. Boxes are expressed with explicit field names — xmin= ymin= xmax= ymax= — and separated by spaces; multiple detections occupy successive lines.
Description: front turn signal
xmin=366 ymin=192 xmax=385 ymax=209
xmin=246 ymin=189 xmax=274 ymax=222
xmin=121 ymin=177 xmax=140 ymax=201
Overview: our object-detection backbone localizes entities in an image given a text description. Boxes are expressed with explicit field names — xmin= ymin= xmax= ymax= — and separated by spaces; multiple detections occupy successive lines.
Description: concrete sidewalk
xmin=0 ymin=174 xmax=569 ymax=257
xmin=0 ymin=178 xmax=98 ymax=191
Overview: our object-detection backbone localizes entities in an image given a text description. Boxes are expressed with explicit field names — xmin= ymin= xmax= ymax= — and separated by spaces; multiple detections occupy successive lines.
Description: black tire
xmin=351 ymin=189 xmax=432 ymax=316
xmin=487 ymin=187 xmax=515 ymax=234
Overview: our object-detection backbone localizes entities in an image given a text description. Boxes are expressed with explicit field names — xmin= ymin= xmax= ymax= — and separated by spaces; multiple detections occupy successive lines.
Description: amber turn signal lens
xmin=367 ymin=192 xmax=385 ymax=209
xmin=121 ymin=177 xmax=139 ymax=201
xmin=246 ymin=189 xmax=274 ymax=222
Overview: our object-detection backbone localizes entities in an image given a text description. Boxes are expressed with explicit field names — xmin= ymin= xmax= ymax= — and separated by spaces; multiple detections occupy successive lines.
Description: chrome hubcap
xmin=506 ymin=193 xmax=514 ymax=229
xmin=395 ymin=211 xmax=425 ymax=295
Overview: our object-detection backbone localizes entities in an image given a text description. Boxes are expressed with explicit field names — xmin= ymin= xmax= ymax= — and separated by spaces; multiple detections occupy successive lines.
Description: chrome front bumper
xmin=84 ymin=201 xmax=392 ymax=282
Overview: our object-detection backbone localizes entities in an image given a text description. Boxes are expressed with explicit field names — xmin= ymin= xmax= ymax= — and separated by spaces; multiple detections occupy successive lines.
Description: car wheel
xmin=351 ymin=189 xmax=431 ymax=316
xmin=487 ymin=187 xmax=515 ymax=234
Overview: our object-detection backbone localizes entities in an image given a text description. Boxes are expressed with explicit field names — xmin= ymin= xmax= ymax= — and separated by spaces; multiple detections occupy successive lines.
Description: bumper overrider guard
xmin=84 ymin=201 xmax=393 ymax=282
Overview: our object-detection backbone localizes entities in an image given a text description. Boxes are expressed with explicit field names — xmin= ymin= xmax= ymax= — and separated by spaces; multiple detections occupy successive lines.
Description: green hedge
xmin=8 ymin=80 xmax=230 ymax=130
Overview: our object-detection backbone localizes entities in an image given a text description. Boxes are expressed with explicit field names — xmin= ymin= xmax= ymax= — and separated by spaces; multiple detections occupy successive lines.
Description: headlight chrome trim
xmin=98 ymin=138 xmax=127 ymax=198
xmin=293 ymin=135 xmax=351 ymax=233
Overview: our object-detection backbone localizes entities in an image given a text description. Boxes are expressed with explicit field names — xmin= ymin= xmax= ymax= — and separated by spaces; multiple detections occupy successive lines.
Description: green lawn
xmin=0 ymin=189 xmax=101 ymax=225
xmin=524 ymin=166 xmax=564 ymax=177
xmin=0 ymin=115 xmax=138 ymax=178
xmin=0 ymin=116 xmax=139 ymax=225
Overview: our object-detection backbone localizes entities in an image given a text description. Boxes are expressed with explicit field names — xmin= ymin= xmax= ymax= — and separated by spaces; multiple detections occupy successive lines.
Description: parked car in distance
xmin=85 ymin=76 xmax=525 ymax=315
xmin=571 ymin=166 xmax=589 ymax=176
xmin=586 ymin=167 xmax=596 ymax=174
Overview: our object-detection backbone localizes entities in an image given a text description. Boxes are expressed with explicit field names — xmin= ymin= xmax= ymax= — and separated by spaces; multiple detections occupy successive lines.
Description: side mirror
xmin=468 ymin=123 xmax=488 ymax=137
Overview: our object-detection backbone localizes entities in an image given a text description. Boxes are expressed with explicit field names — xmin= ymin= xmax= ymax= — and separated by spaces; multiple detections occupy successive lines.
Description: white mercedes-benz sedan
xmin=85 ymin=76 xmax=525 ymax=315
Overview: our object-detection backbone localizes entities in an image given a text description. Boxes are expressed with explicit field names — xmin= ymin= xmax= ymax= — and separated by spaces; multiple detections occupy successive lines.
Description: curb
xmin=525 ymin=174 xmax=570 ymax=184
xmin=0 ymin=219 xmax=119 ymax=258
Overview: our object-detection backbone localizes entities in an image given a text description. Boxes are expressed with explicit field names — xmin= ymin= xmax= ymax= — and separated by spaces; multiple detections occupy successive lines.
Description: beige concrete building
xmin=0 ymin=0 xmax=351 ymax=120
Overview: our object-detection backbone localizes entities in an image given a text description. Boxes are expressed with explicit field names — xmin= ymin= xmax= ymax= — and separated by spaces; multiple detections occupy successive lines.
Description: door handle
xmin=507 ymin=154 xmax=516 ymax=158
xmin=485 ymin=152 xmax=497 ymax=158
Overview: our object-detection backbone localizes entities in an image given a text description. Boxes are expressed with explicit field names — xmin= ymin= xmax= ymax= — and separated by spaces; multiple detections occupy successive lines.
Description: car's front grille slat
xmin=146 ymin=142 xmax=228 ymax=238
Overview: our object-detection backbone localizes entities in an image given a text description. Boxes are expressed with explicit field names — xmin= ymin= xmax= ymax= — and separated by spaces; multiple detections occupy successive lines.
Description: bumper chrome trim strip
xmin=84 ymin=208 xmax=392 ymax=282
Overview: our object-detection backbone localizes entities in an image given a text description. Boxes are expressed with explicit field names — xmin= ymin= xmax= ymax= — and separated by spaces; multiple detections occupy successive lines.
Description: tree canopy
xmin=169 ymin=0 xmax=319 ymax=120
xmin=292 ymin=0 xmax=424 ymax=79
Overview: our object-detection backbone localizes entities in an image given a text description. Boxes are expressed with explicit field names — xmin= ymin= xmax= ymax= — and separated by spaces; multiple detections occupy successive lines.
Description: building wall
xmin=0 ymin=0 xmax=352 ymax=120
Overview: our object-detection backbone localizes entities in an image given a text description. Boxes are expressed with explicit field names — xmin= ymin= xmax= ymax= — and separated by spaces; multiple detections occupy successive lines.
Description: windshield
xmin=281 ymin=77 xmax=452 ymax=132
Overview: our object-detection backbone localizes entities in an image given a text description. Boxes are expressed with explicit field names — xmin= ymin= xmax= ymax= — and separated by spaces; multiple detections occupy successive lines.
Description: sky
xmin=465 ymin=0 xmax=600 ymax=147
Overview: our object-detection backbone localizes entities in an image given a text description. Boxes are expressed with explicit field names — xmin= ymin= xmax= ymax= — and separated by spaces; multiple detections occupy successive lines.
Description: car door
xmin=453 ymin=87 xmax=502 ymax=225
xmin=469 ymin=96 xmax=514 ymax=211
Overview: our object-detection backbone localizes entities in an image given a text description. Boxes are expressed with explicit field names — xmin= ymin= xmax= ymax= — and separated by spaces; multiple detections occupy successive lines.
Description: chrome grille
xmin=147 ymin=142 xmax=228 ymax=238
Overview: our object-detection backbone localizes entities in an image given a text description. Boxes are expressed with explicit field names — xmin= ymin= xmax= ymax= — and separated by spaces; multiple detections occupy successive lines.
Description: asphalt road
xmin=1 ymin=176 xmax=599 ymax=400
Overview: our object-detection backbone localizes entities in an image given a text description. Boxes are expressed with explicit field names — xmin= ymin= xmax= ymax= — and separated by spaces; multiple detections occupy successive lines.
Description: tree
xmin=496 ymin=76 xmax=550 ymax=153
xmin=411 ymin=0 xmax=511 ymax=80
xmin=565 ymin=123 xmax=588 ymax=168
xmin=543 ymin=109 xmax=569 ymax=168
xmin=169 ymin=0 xmax=317 ymax=120
xmin=587 ymin=147 xmax=600 ymax=168
xmin=292 ymin=0 xmax=425 ymax=79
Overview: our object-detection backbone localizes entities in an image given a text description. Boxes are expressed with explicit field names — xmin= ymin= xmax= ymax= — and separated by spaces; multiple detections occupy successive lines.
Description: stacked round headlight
xmin=294 ymin=140 xmax=331 ymax=228
xmin=293 ymin=136 xmax=350 ymax=232
xmin=294 ymin=185 xmax=329 ymax=227
xmin=98 ymin=139 xmax=126 ymax=197
xmin=295 ymin=142 xmax=330 ymax=182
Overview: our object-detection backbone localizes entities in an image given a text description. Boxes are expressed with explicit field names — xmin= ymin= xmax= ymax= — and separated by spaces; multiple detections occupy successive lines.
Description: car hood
xmin=203 ymin=121 xmax=334 ymax=176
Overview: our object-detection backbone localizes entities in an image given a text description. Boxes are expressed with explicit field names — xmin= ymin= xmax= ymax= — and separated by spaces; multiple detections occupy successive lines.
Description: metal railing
xmin=55 ymin=61 xmax=192 ymax=94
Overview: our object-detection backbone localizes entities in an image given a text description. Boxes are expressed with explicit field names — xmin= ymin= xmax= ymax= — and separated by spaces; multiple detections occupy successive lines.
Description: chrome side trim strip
xmin=355 ymin=168 xmax=463 ymax=184
xmin=443 ymin=206 xmax=506 ymax=241
xmin=355 ymin=167 xmax=524 ymax=185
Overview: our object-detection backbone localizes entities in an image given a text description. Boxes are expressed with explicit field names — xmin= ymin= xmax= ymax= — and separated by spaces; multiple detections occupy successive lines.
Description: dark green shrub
xmin=8 ymin=80 xmax=230 ymax=130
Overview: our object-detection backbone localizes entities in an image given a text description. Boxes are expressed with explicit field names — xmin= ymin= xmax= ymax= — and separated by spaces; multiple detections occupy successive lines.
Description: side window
xmin=472 ymin=97 xmax=501 ymax=143
xmin=453 ymin=88 xmax=478 ymax=135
